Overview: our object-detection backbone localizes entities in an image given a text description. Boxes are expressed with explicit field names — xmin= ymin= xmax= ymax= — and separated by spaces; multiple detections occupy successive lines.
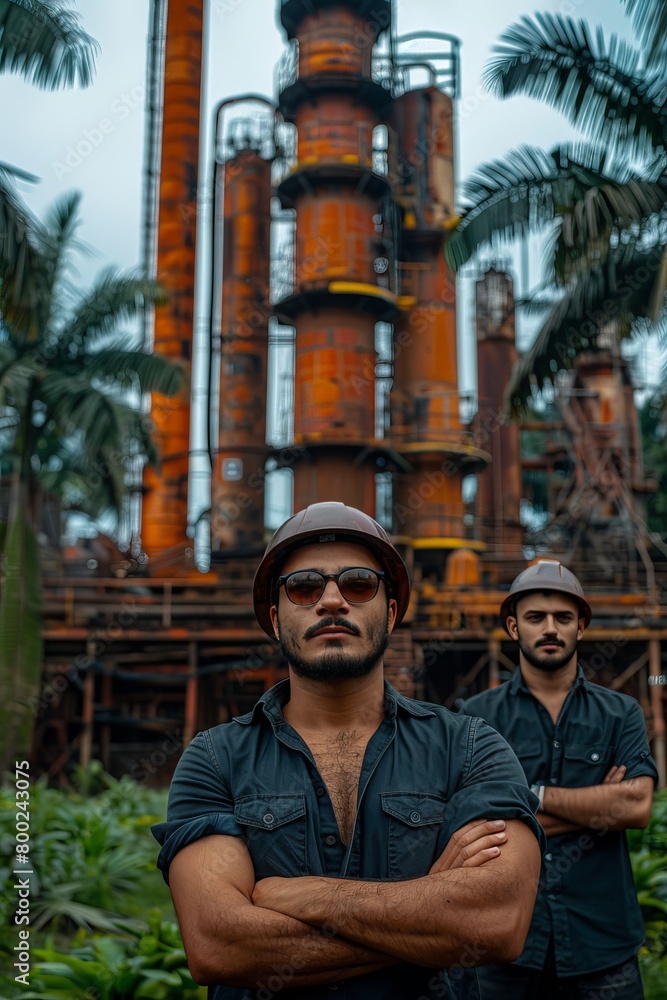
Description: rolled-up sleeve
xmin=443 ymin=717 xmax=545 ymax=850
xmin=616 ymin=700 xmax=659 ymax=783
xmin=151 ymin=731 xmax=243 ymax=883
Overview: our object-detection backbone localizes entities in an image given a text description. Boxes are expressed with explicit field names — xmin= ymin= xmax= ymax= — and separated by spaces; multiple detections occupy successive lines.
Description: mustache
xmin=303 ymin=616 xmax=362 ymax=640
xmin=537 ymin=638 xmax=565 ymax=648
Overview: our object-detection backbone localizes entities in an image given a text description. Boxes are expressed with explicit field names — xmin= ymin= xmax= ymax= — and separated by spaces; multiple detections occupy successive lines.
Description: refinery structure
xmin=37 ymin=0 xmax=666 ymax=784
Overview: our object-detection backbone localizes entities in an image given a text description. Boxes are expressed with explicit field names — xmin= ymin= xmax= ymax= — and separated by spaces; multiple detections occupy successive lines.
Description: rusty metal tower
xmin=475 ymin=269 xmax=524 ymax=582
xmin=273 ymin=0 xmax=398 ymax=513
xmin=389 ymin=77 xmax=489 ymax=567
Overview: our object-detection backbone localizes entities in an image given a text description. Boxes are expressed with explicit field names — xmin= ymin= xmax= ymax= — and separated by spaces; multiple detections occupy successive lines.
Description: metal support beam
xmin=649 ymin=639 xmax=666 ymax=788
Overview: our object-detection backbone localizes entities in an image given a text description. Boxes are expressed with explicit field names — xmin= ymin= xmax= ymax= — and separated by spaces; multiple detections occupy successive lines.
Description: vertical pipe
xmin=142 ymin=0 xmax=204 ymax=558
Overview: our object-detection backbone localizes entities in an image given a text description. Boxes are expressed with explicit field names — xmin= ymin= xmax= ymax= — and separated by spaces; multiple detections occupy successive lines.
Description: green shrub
xmin=0 ymin=912 xmax=205 ymax=999
xmin=0 ymin=767 xmax=170 ymax=940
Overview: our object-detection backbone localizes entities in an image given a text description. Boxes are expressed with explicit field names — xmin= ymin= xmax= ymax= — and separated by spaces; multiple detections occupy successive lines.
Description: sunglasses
xmin=276 ymin=567 xmax=386 ymax=606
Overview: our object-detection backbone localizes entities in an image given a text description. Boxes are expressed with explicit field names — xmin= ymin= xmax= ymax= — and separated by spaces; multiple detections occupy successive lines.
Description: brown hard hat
xmin=500 ymin=560 xmax=591 ymax=631
xmin=500 ymin=559 xmax=592 ymax=629
xmin=253 ymin=502 xmax=411 ymax=638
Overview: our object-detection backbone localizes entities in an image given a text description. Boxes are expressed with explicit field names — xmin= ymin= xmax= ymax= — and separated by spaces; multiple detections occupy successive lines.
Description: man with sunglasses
xmin=153 ymin=502 xmax=542 ymax=999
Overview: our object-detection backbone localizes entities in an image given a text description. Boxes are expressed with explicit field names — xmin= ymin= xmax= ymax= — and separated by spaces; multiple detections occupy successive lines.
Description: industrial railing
xmin=272 ymin=119 xmax=390 ymax=188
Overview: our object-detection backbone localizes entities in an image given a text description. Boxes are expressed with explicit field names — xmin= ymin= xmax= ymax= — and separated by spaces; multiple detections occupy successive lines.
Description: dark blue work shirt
xmin=460 ymin=666 xmax=658 ymax=976
xmin=153 ymin=680 xmax=543 ymax=1000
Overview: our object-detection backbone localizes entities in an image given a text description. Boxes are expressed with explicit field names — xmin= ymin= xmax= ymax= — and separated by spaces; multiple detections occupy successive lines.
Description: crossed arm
xmin=539 ymin=766 xmax=654 ymax=836
xmin=168 ymin=818 xmax=540 ymax=987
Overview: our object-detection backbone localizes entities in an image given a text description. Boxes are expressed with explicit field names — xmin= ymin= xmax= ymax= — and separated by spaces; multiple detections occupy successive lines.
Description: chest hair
xmin=306 ymin=729 xmax=372 ymax=845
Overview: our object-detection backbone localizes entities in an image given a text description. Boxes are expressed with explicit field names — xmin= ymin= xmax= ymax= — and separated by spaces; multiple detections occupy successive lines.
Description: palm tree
xmin=0 ymin=192 xmax=185 ymax=771
xmin=0 ymin=0 xmax=97 ymax=89
xmin=0 ymin=0 xmax=98 ymax=342
xmin=445 ymin=3 xmax=667 ymax=410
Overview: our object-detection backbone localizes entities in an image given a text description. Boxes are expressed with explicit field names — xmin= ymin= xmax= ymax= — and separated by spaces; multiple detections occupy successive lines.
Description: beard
xmin=278 ymin=614 xmax=390 ymax=680
xmin=518 ymin=633 xmax=578 ymax=672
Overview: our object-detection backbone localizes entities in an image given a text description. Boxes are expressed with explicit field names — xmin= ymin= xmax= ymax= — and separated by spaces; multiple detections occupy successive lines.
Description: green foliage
xmin=0 ymin=768 xmax=171 ymax=940
xmin=0 ymin=914 xmax=205 ymax=999
xmin=0 ymin=770 xmax=205 ymax=998
xmin=630 ymin=789 xmax=667 ymax=993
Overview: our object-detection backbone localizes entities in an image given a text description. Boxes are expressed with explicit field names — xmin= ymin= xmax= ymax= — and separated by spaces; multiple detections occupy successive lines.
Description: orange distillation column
xmin=274 ymin=0 xmax=398 ymax=513
xmin=210 ymin=113 xmax=273 ymax=552
xmin=142 ymin=0 xmax=203 ymax=562
xmin=390 ymin=84 xmax=489 ymax=555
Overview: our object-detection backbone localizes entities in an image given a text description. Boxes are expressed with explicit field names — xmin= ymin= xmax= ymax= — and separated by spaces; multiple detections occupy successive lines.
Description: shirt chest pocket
xmin=381 ymin=792 xmax=447 ymax=880
xmin=234 ymin=793 xmax=308 ymax=879
xmin=563 ymin=744 xmax=613 ymax=784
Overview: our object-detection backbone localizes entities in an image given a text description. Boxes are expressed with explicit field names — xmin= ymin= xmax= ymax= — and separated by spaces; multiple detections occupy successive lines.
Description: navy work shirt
xmin=459 ymin=666 xmax=658 ymax=976
xmin=153 ymin=680 xmax=543 ymax=1000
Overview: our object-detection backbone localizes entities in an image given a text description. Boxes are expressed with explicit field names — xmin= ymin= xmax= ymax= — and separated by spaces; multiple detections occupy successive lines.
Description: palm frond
xmin=623 ymin=0 xmax=667 ymax=70
xmin=62 ymin=269 xmax=166 ymax=350
xmin=445 ymin=143 xmax=667 ymax=272
xmin=0 ymin=0 xmax=98 ymax=89
xmin=83 ymin=347 xmax=186 ymax=396
xmin=507 ymin=243 xmax=667 ymax=410
xmin=0 ymin=158 xmax=38 ymax=182
xmin=0 ymin=167 xmax=48 ymax=338
xmin=38 ymin=447 xmax=126 ymax=521
xmin=39 ymin=371 xmax=126 ymax=464
xmin=484 ymin=13 xmax=667 ymax=160
xmin=37 ymin=370 xmax=166 ymax=490
xmin=35 ymin=189 xmax=83 ymax=328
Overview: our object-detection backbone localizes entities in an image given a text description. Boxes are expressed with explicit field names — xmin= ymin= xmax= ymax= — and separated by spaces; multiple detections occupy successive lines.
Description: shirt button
xmin=324 ymin=835 xmax=337 ymax=846
xmin=545 ymin=853 xmax=553 ymax=861
xmin=263 ymin=813 xmax=275 ymax=826
xmin=410 ymin=811 xmax=422 ymax=824
xmin=591 ymin=752 xmax=600 ymax=762
xmin=553 ymin=741 xmax=560 ymax=749
xmin=316 ymin=787 xmax=325 ymax=796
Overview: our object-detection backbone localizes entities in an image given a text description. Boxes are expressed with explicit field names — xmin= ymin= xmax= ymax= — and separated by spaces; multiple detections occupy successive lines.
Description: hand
xmin=603 ymin=764 xmax=627 ymax=784
xmin=430 ymin=819 xmax=508 ymax=874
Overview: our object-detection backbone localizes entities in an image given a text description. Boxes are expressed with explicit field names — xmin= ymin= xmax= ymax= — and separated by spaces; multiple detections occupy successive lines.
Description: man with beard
xmin=459 ymin=560 xmax=657 ymax=1000
xmin=153 ymin=502 xmax=542 ymax=1000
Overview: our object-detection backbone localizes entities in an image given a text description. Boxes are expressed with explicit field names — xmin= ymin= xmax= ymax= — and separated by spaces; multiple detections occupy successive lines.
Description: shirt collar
xmin=510 ymin=662 xmax=587 ymax=693
xmin=233 ymin=677 xmax=435 ymax=727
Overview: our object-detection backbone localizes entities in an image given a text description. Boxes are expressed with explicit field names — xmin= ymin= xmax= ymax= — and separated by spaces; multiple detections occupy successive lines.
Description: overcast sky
xmin=2 ymin=0 xmax=633 ymax=289
xmin=0 ymin=0 xmax=645 ymax=529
